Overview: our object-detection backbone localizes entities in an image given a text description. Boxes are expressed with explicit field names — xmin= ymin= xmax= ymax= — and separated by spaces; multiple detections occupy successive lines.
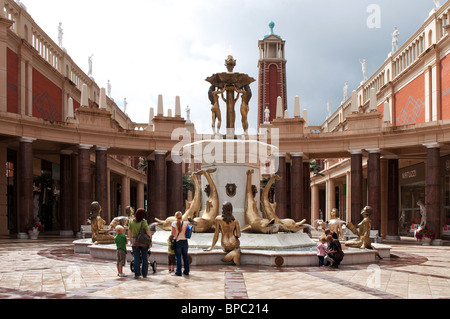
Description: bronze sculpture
xmin=208 ymin=85 xmax=224 ymax=134
xmin=260 ymin=174 xmax=307 ymax=232
xmin=155 ymin=172 xmax=202 ymax=231
xmin=191 ymin=168 xmax=219 ymax=233
xmin=107 ymin=205 xmax=135 ymax=233
xmin=205 ymin=55 xmax=255 ymax=132
xmin=319 ymin=208 xmax=344 ymax=240
xmin=241 ymin=169 xmax=279 ymax=234
xmin=89 ymin=201 xmax=114 ymax=245
xmin=204 ymin=202 xmax=241 ymax=265
xmin=345 ymin=206 xmax=373 ymax=249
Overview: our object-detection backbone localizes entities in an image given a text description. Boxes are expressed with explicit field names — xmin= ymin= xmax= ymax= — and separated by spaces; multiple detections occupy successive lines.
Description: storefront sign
xmin=399 ymin=163 xmax=425 ymax=185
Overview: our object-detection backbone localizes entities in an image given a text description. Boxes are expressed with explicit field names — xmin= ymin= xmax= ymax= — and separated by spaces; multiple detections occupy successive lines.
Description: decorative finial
xmin=269 ymin=21 xmax=275 ymax=34
xmin=225 ymin=55 xmax=236 ymax=72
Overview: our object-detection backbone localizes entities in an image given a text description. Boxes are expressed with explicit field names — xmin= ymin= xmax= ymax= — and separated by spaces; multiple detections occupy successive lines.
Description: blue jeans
xmin=132 ymin=245 xmax=148 ymax=277
xmin=174 ymin=240 xmax=189 ymax=275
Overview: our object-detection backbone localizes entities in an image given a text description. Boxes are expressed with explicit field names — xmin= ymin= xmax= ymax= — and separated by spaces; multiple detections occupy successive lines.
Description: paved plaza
xmin=0 ymin=235 xmax=449 ymax=303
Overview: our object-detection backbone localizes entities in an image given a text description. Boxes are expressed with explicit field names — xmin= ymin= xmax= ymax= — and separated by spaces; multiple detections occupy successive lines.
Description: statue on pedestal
xmin=208 ymin=85 xmax=224 ymax=134
xmin=89 ymin=201 xmax=114 ymax=245
xmin=392 ymin=27 xmax=400 ymax=53
xmin=345 ymin=206 xmax=373 ymax=249
xmin=204 ymin=202 xmax=241 ymax=265
xmin=319 ymin=208 xmax=344 ymax=240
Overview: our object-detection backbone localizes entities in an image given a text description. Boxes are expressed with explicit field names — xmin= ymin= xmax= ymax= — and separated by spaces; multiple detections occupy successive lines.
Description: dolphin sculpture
xmin=260 ymin=174 xmax=307 ymax=233
xmin=241 ymin=169 xmax=279 ymax=234
xmin=154 ymin=171 xmax=202 ymax=231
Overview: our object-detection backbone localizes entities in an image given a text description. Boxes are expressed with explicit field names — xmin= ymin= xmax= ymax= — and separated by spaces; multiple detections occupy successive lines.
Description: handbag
xmin=185 ymin=223 xmax=193 ymax=239
xmin=135 ymin=221 xmax=152 ymax=246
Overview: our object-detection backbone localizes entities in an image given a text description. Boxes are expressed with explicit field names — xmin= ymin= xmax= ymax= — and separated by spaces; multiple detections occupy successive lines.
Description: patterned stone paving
xmin=0 ymin=235 xmax=449 ymax=303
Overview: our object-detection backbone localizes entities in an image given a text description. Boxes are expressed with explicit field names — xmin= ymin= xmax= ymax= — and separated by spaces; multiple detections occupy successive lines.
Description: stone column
xmin=18 ymin=137 xmax=35 ymax=238
xmin=326 ymin=178 xmax=335 ymax=220
xmin=167 ymin=160 xmax=183 ymax=216
xmin=350 ymin=149 xmax=363 ymax=225
xmin=0 ymin=17 xmax=13 ymax=113
xmin=311 ymin=184 xmax=320 ymax=222
xmin=147 ymin=159 xmax=155 ymax=220
xmin=0 ymin=143 xmax=7 ymax=235
xmin=121 ymin=174 xmax=130 ymax=216
xmin=386 ymin=157 xmax=400 ymax=239
xmin=95 ymin=146 xmax=109 ymax=218
xmin=275 ymin=152 xmax=287 ymax=219
xmin=78 ymin=144 xmax=92 ymax=231
xmin=59 ymin=150 xmax=73 ymax=236
xmin=154 ymin=151 xmax=167 ymax=221
xmin=137 ymin=181 xmax=145 ymax=210
xmin=303 ymin=160 xmax=311 ymax=222
xmin=367 ymin=148 xmax=381 ymax=235
xmin=424 ymin=143 xmax=441 ymax=240
xmin=290 ymin=153 xmax=304 ymax=222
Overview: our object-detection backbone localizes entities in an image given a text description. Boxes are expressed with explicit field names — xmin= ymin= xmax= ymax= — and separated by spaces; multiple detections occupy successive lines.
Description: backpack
xmin=185 ymin=223 xmax=193 ymax=239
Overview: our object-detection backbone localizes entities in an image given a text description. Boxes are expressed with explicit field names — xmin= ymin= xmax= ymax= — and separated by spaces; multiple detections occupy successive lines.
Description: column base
xmin=17 ymin=232 xmax=29 ymax=239
xmin=385 ymin=235 xmax=401 ymax=241
xmin=60 ymin=230 xmax=74 ymax=237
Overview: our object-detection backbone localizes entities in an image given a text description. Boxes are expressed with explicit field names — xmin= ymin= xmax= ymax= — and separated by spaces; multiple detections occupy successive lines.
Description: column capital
xmin=275 ymin=152 xmax=287 ymax=157
xmin=79 ymin=144 xmax=93 ymax=150
xmin=154 ymin=150 xmax=168 ymax=156
xmin=60 ymin=150 xmax=73 ymax=155
xmin=423 ymin=142 xmax=440 ymax=149
xmin=348 ymin=149 xmax=363 ymax=155
xmin=366 ymin=148 xmax=381 ymax=154
xmin=19 ymin=137 xmax=36 ymax=143
xmin=95 ymin=146 xmax=109 ymax=151
xmin=290 ymin=152 xmax=304 ymax=157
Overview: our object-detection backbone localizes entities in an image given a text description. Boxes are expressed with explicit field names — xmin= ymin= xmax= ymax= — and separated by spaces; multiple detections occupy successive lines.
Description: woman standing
xmin=128 ymin=208 xmax=152 ymax=279
xmin=171 ymin=211 xmax=189 ymax=276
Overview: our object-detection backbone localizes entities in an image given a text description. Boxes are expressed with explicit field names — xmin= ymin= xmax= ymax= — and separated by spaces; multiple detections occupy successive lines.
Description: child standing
xmin=114 ymin=225 xmax=127 ymax=277
xmin=167 ymin=235 xmax=176 ymax=273
xmin=317 ymin=236 xmax=327 ymax=267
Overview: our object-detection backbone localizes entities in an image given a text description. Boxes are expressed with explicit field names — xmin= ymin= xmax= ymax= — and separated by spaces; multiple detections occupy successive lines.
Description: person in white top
xmin=171 ymin=211 xmax=189 ymax=276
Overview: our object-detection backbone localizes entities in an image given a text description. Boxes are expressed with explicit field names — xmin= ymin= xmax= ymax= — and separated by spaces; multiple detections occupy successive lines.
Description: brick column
xmin=154 ymin=151 xmax=167 ymax=221
xmin=0 ymin=143 xmax=7 ymax=235
xmin=78 ymin=144 xmax=92 ymax=231
xmin=290 ymin=153 xmax=303 ymax=222
xmin=367 ymin=148 xmax=381 ymax=235
xmin=303 ymin=160 xmax=311 ymax=222
xmin=424 ymin=143 xmax=441 ymax=240
xmin=167 ymin=160 xmax=183 ymax=216
xmin=275 ymin=153 xmax=287 ymax=219
xmin=350 ymin=149 xmax=363 ymax=225
xmin=18 ymin=137 xmax=35 ymax=238
xmin=59 ymin=150 xmax=73 ymax=236
xmin=387 ymin=157 xmax=400 ymax=239
xmin=95 ymin=146 xmax=109 ymax=218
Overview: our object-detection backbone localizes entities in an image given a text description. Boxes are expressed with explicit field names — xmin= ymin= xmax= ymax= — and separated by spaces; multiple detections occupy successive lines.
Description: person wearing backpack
xmin=171 ymin=211 xmax=190 ymax=276
xmin=128 ymin=208 xmax=152 ymax=279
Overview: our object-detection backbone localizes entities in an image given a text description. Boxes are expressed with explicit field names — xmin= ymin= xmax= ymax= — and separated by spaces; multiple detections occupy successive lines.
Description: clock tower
xmin=258 ymin=21 xmax=287 ymax=127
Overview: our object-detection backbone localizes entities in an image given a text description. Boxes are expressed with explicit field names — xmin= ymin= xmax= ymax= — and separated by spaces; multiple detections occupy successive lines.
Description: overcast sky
xmin=20 ymin=0 xmax=439 ymax=134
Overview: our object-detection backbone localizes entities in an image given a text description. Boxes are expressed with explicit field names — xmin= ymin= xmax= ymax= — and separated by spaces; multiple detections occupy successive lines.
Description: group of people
xmin=316 ymin=229 xmax=344 ymax=269
xmin=113 ymin=210 xmax=190 ymax=279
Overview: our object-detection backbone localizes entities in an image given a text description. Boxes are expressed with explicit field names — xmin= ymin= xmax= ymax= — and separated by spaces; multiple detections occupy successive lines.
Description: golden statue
xmin=107 ymin=206 xmax=135 ymax=233
xmin=204 ymin=202 xmax=241 ymax=265
xmin=260 ymin=174 xmax=307 ymax=233
xmin=191 ymin=168 xmax=219 ymax=233
xmin=241 ymin=169 xmax=279 ymax=234
xmin=89 ymin=201 xmax=114 ymax=245
xmin=155 ymin=172 xmax=202 ymax=231
xmin=208 ymin=85 xmax=225 ymax=135
xmin=236 ymin=85 xmax=251 ymax=133
xmin=319 ymin=208 xmax=344 ymax=240
xmin=345 ymin=206 xmax=373 ymax=249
